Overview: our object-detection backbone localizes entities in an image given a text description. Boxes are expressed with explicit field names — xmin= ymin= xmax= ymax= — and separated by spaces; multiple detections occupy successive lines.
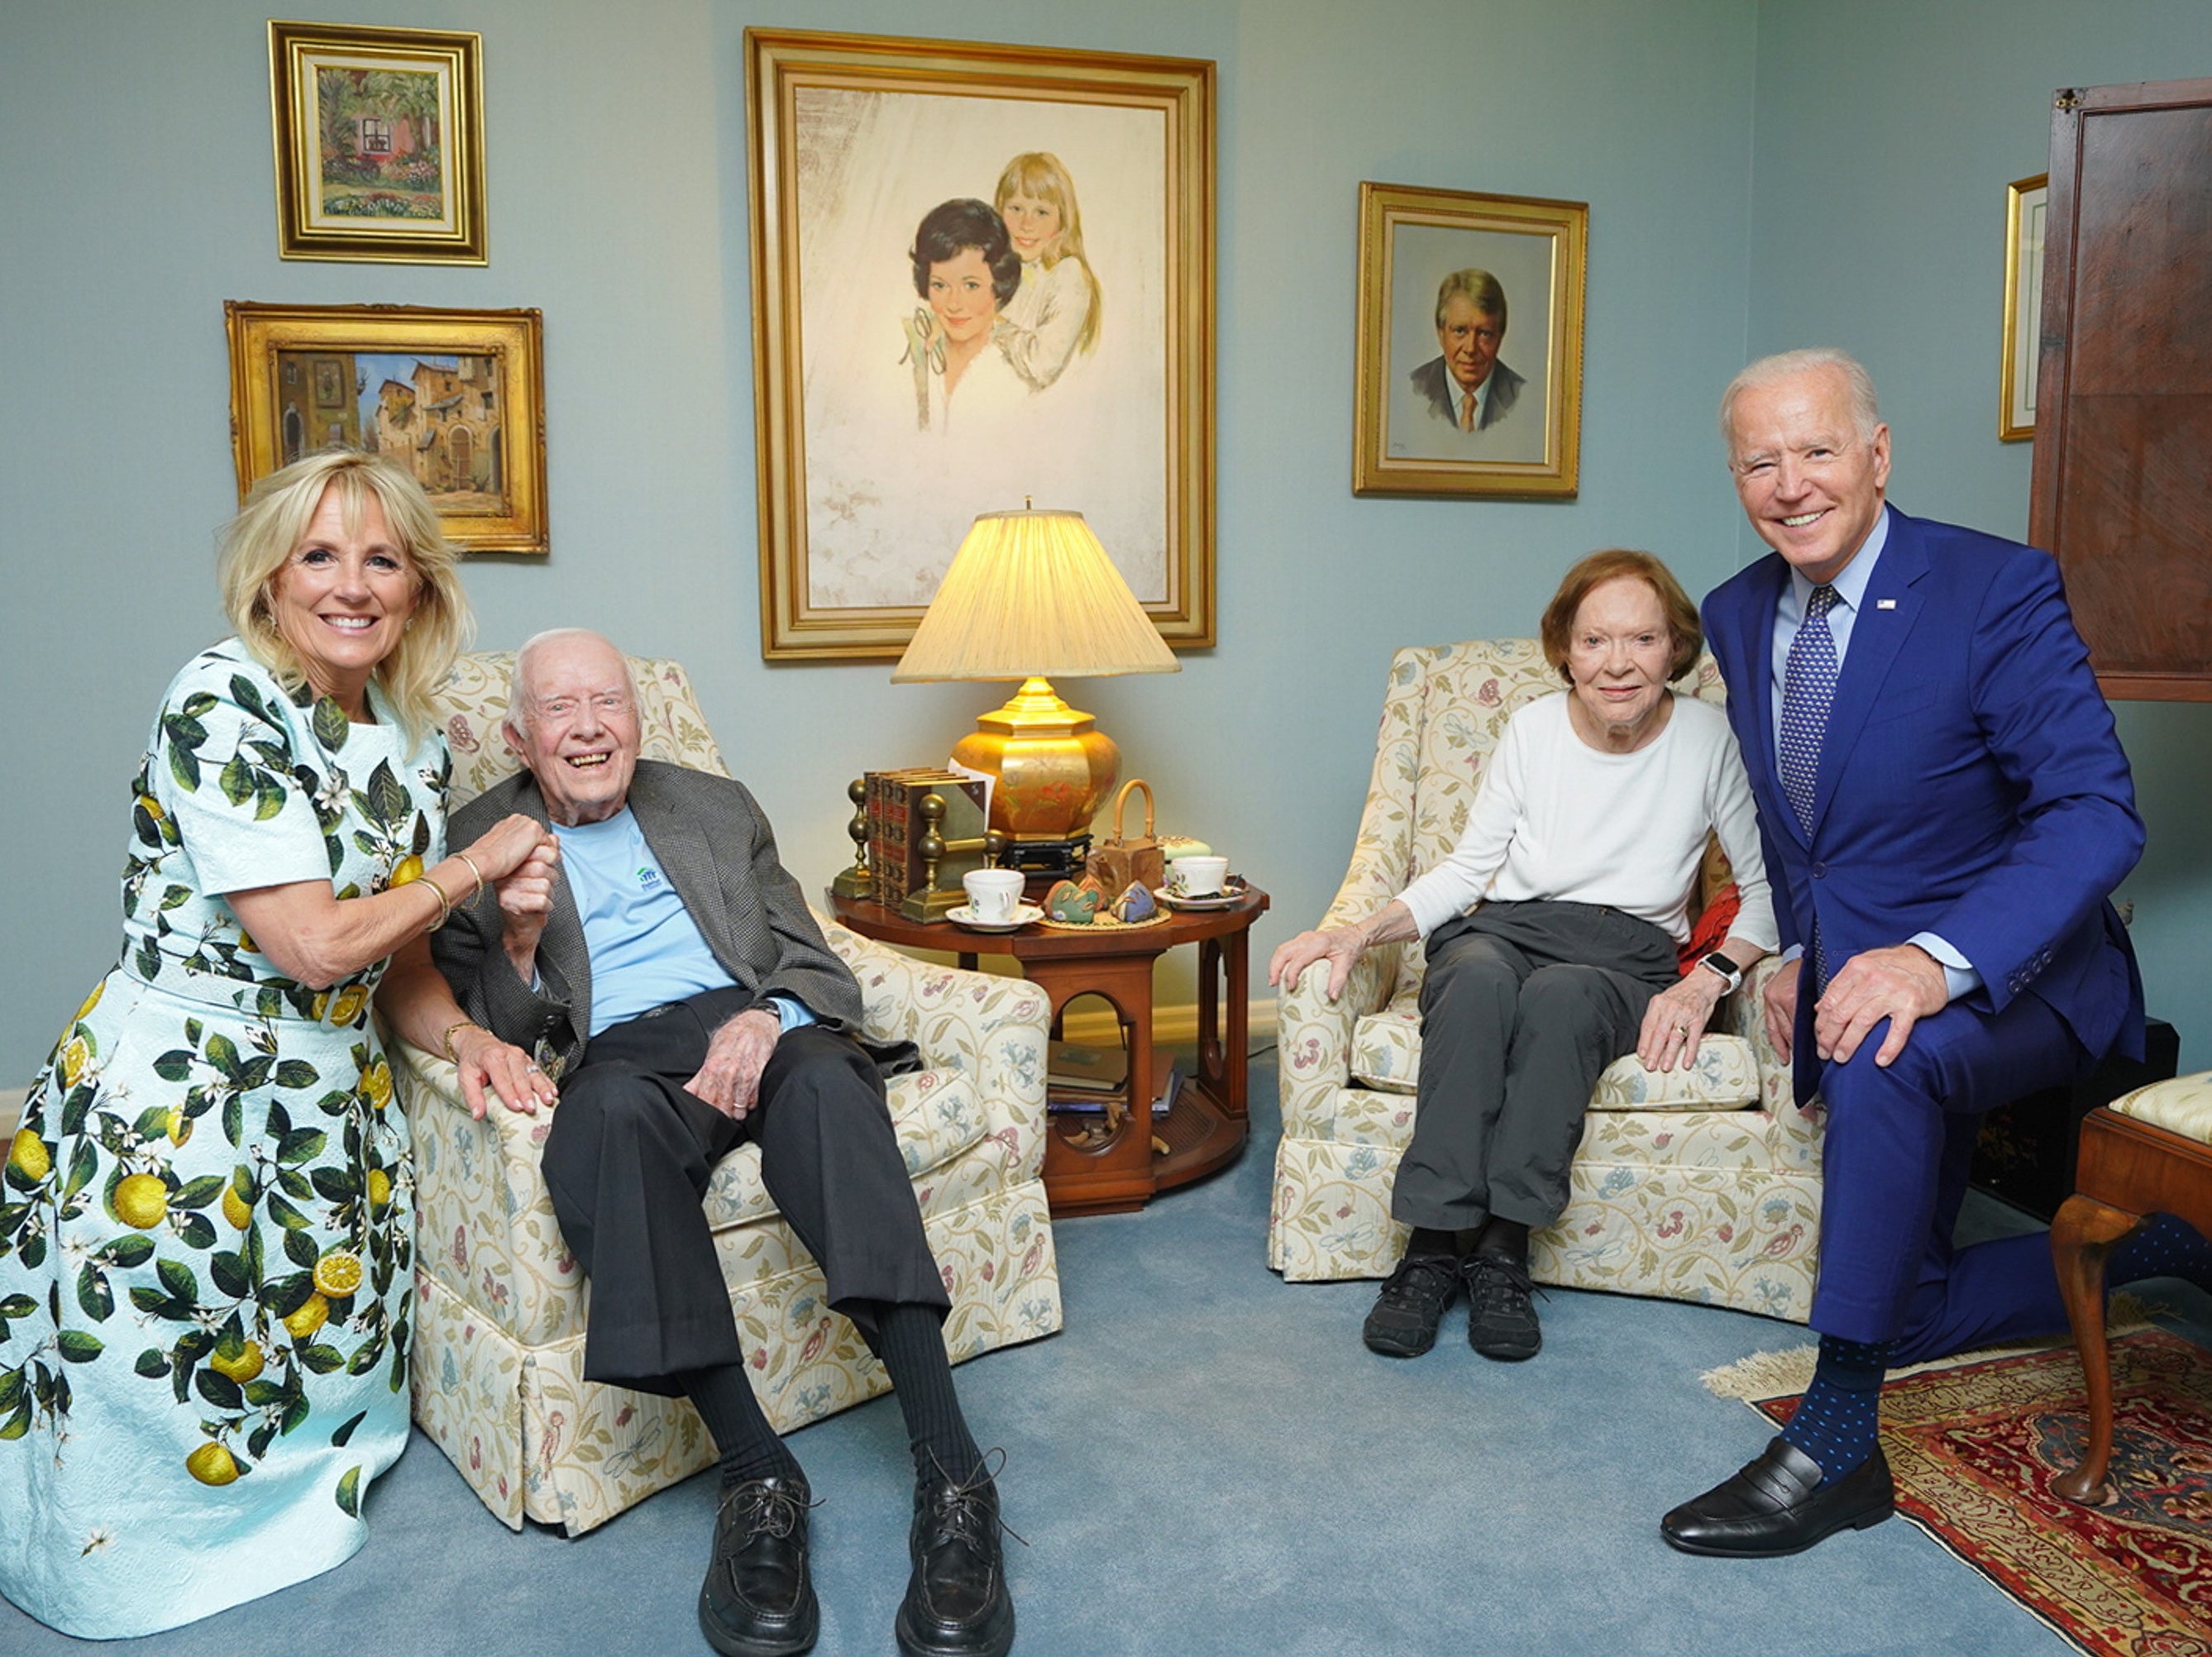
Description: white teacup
xmin=1168 ymin=855 xmax=1229 ymax=897
xmin=963 ymin=867 xmax=1025 ymax=924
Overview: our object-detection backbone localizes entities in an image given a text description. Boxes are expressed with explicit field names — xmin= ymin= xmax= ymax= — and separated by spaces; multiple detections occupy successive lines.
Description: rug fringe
xmin=1700 ymin=1292 xmax=2157 ymax=1402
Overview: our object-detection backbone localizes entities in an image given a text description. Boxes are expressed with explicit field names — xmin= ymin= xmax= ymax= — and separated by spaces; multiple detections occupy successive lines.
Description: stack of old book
xmin=1046 ymin=1039 xmax=1181 ymax=1117
xmin=863 ymin=767 xmax=990 ymax=906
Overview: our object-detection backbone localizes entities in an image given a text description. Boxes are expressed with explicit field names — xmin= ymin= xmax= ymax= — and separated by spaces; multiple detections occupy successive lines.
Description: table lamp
xmin=891 ymin=508 xmax=1178 ymax=862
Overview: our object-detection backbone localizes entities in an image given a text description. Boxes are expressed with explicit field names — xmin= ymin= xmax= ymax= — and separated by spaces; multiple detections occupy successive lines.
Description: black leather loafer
xmin=1362 ymin=1252 xmax=1460 ymax=1357
xmin=700 ymin=1473 xmax=819 ymax=1657
xmin=1661 ymin=1437 xmax=1894 ymax=1558
xmin=896 ymin=1470 xmax=1015 ymax=1657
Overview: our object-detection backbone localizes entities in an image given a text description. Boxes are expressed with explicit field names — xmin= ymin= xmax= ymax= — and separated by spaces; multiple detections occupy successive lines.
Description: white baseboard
xmin=1057 ymin=998 xmax=1278 ymax=1051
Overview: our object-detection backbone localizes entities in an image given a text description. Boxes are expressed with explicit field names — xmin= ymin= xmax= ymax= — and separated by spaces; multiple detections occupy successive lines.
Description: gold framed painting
xmin=1999 ymin=173 xmax=2047 ymax=442
xmin=745 ymin=29 xmax=1216 ymax=661
xmin=1352 ymin=183 xmax=1586 ymax=499
xmin=269 ymin=20 xmax=487 ymax=265
xmin=225 ymin=303 xmax=547 ymax=555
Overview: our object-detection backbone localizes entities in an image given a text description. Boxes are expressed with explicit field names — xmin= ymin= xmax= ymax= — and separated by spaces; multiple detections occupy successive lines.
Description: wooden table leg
xmin=2050 ymin=1192 xmax=2144 ymax=1504
xmin=1030 ymin=953 xmax=1160 ymax=1215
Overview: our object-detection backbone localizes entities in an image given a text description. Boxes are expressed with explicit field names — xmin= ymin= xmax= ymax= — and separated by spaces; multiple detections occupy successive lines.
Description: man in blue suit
xmin=1663 ymin=349 xmax=2202 ymax=1559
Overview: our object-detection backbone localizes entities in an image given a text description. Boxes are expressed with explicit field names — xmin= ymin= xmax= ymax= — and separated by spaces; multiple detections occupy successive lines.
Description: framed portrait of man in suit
xmin=1351 ymin=183 xmax=1586 ymax=499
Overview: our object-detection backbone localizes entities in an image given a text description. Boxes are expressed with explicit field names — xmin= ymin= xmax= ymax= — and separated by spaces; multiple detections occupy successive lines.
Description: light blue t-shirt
xmin=552 ymin=809 xmax=813 ymax=1037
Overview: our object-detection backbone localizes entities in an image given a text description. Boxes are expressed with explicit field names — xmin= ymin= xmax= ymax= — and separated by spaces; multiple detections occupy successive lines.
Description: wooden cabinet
xmin=2029 ymin=77 xmax=2212 ymax=701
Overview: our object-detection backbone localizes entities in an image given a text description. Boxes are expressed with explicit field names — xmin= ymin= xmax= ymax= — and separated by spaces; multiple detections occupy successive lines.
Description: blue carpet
xmin=5 ymin=1052 xmax=2204 ymax=1655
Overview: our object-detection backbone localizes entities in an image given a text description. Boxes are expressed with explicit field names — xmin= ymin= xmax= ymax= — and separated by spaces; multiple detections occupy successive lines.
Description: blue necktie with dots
xmin=1780 ymin=584 xmax=1841 ymax=984
xmin=1780 ymin=584 xmax=1841 ymax=835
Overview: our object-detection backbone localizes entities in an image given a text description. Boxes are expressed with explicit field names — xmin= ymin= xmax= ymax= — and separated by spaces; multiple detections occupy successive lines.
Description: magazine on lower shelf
xmin=1049 ymin=1044 xmax=1179 ymax=1116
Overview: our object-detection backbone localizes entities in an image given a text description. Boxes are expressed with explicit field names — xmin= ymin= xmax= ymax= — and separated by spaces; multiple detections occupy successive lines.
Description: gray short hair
xmin=506 ymin=628 xmax=638 ymax=735
xmin=1718 ymin=348 xmax=1882 ymax=447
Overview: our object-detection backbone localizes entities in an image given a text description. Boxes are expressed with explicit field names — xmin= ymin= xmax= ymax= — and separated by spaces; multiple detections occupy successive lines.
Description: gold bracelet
xmin=418 ymin=871 xmax=454 ymax=929
xmin=453 ymin=850 xmax=485 ymax=901
xmin=439 ymin=1020 xmax=477 ymax=1064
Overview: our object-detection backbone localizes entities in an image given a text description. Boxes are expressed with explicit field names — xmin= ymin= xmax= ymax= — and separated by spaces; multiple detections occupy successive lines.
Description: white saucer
xmin=947 ymin=902 xmax=1043 ymax=933
xmin=1154 ymin=881 xmax=1247 ymax=911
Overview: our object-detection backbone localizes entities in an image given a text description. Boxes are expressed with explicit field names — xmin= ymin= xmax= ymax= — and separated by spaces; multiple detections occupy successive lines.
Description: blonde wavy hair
xmin=217 ymin=448 xmax=472 ymax=743
xmin=993 ymin=150 xmax=1102 ymax=357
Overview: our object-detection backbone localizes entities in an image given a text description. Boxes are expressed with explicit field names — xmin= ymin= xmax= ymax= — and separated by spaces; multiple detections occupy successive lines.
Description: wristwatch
xmin=1698 ymin=952 xmax=1744 ymax=994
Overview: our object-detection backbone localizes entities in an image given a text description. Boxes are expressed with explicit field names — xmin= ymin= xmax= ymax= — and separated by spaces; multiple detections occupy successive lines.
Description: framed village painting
xmin=1352 ymin=183 xmax=1586 ymax=499
xmin=225 ymin=303 xmax=547 ymax=554
xmin=745 ymin=30 xmax=1216 ymax=660
xmin=268 ymin=20 xmax=488 ymax=265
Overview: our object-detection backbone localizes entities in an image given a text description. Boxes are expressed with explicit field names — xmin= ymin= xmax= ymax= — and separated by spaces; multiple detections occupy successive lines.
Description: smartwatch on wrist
xmin=1698 ymin=952 xmax=1744 ymax=995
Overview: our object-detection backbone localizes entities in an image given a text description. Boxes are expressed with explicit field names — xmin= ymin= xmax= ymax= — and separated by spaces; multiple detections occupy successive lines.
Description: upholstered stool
xmin=2049 ymin=1072 xmax=2212 ymax=1502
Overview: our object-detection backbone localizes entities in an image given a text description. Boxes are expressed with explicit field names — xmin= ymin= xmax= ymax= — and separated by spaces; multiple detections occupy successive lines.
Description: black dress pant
xmin=537 ymin=986 xmax=949 ymax=1395
xmin=1391 ymin=900 xmax=1680 ymax=1233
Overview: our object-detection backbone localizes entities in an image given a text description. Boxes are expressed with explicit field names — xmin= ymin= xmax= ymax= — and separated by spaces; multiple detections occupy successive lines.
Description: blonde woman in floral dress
xmin=0 ymin=450 xmax=555 ymax=1638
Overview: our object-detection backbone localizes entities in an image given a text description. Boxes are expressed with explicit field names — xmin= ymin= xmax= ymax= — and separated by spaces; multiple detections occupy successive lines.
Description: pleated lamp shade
xmin=891 ymin=509 xmax=1178 ymax=848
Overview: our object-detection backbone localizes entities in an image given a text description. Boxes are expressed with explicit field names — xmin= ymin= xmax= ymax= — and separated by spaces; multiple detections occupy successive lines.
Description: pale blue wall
xmin=0 ymin=0 xmax=1759 ymax=1078
xmin=1748 ymin=0 xmax=2212 ymax=1066
xmin=7 ymin=0 xmax=2201 ymax=1083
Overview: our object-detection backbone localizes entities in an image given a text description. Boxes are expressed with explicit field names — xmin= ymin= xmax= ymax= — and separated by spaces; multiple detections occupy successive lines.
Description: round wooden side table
xmin=829 ymin=886 xmax=1269 ymax=1215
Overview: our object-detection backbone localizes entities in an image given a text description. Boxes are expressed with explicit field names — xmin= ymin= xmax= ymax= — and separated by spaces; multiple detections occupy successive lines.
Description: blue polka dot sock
xmin=2109 ymin=1211 xmax=2212 ymax=1291
xmin=1781 ymin=1334 xmax=1896 ymax=1485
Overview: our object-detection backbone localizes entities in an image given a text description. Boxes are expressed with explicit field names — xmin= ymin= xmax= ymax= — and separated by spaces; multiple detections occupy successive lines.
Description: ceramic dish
xmin=1154 ymin=880 xmax=1249 ymax=911
xmin=946 ymin=902 xmax=1043 ymax=933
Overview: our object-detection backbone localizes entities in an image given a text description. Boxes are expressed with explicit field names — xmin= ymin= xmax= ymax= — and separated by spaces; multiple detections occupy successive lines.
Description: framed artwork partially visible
xmin=269 ymin=20 xmax=487 ymax=265
xmin=225 ymin=302 xmax=547 ymax=554
xmin=1352 ymin=182 xmax=1586 ymax=499
xmin=745 ymin=29 xmax=1216 ymax=661
xmin=2000 ymin=173 xmax=2047 ymax=442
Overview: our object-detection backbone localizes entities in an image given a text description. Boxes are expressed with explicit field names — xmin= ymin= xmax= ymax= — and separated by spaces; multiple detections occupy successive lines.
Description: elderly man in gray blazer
xmin=433 ymin=629 xmax=1012 ymax=1657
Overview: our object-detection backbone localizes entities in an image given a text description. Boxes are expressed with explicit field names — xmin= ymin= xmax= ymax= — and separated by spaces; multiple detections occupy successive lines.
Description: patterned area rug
xmin=1706 ymin=1325 xmax=2212 ymax=1656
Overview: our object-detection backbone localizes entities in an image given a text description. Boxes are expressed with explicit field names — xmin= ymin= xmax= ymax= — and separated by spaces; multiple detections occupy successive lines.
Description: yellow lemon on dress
xmin=221 ymin=1178 xmax=253 ymax=1231
xmin=59 ymin=1038 xmax=91 ymax=1089
xmin=361 ymin=1059 xmax=394 ymax=1112
xmin=7 ymin=1129 xmax=50 ymax=1183
xmin=165 ymin=1108 xmax=193 ymax=1148
xmin=74 ymin=981 xmax=106 ymax=1023
xmin=112 ymin=1173 xmax=169 ymax=1230
xmin=210 ymin=1340 xmax=265 ymax=1384
xmin=328 ymin=986 xmax=369 ymax=1026
xmin=313 ymin=1250 xmax=363 ymax=1298
xmin=185 ymin=1441 xmax=240 ymax=1487
xmin=236 ymin=930 xmax=258 ymax=955
xmin=365 ymin=1168 xmax=392 ymax=1211
xmin=390 ymin=855 xmax=424 ymax=887
xmin=283 ymin=1293 xmax=329 ymax=1340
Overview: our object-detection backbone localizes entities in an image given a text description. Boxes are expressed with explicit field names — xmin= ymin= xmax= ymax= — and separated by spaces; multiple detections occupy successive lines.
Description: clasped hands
xmin=1763 ymin=943 xmax=1948 ymax=1067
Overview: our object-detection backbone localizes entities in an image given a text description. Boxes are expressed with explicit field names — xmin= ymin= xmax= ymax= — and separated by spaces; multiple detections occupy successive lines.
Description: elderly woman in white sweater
xmin=1270 ymin=549 xmax=1777 ymax=1363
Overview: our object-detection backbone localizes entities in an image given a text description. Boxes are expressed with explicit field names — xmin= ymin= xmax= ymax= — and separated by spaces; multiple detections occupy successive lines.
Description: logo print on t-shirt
xmin=637 ymin=865 xmax=662 ymax=891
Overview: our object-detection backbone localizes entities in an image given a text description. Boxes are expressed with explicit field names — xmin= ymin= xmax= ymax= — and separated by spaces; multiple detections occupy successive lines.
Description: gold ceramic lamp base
xmin=951 ymin=676 xmax=1120 ymax=843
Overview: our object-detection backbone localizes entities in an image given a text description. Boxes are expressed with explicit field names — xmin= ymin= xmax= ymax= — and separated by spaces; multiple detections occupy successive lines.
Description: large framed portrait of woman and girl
xmin=744 ymin=30 xmax=1216 ymax=660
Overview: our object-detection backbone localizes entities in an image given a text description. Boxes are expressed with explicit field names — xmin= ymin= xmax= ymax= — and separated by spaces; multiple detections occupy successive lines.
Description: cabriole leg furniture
xmin=2049 ymin=1073 xmax=2212 ymax=1504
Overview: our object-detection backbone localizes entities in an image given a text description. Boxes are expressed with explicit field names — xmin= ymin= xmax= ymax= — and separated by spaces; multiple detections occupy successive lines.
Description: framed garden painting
xmin=1352 ymin=182 xmax=1586 ymax=499
xmin=225 ymin=303 xmax=547 ymax=554
xmin=745 ymin=29 xmax=1216 ymax=660
xmin=269 ymin=20 xmax=487 ymax=265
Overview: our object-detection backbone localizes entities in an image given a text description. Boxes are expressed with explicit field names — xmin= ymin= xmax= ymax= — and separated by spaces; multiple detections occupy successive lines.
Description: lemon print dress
xmin=0 ymin=640 xmax=442 ymax=1638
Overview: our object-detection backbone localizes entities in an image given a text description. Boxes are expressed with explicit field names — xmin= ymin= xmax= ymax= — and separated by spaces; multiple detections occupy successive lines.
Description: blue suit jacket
xmin=1701 ymin=508 xmax=2145 ymax=1103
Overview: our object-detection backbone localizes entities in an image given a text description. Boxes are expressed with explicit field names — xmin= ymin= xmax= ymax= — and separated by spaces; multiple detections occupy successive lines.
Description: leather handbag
xmin=1088 ymin=779 xmax=1165 ymax=894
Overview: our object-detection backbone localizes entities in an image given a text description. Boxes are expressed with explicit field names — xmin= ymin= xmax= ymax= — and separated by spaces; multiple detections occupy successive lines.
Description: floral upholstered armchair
xmin=1268 ymin=639 xmax=1823 ymax=1320
xmin=396 ymin=652 xmax=1062 ymax=1534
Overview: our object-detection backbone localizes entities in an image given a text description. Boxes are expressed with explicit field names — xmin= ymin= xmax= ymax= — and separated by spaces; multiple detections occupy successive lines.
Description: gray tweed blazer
xmin=432 ymin=758 xmax=863 ymax=1077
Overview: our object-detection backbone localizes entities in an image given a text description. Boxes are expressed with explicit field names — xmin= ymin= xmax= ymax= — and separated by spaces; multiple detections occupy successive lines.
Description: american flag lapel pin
xmin=1877 ymin=598 xmax=1897 ymax=609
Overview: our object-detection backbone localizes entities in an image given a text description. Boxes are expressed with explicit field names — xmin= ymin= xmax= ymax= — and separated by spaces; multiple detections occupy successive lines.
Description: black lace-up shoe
xmin=896 ymin=1467 xmax=1015 ymax=1657
xmin=1362 ymin=1251 xmax=1461 ymax=1357
xmin=699 ymin=1473 xmax=818 ymax=1657
xmin=1463 ymin=1251 xmax=1543 ymax=1361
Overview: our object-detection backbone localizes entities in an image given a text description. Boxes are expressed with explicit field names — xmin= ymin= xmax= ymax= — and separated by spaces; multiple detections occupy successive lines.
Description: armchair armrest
xmin=819 ymin=915 xmax=1053 ymax=1182
xmin=1278 ymin=852 xmax=1406 ymax=1141
xmin=1722 ymin=956 xmax=1823 ymax=1161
